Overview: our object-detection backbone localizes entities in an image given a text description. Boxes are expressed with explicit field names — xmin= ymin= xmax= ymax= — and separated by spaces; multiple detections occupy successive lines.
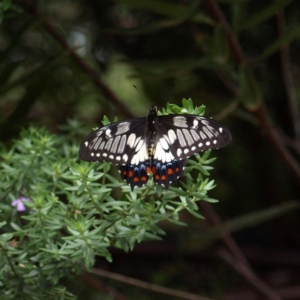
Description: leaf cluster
xmin=0 ymin=101 xmax=217 ymax=298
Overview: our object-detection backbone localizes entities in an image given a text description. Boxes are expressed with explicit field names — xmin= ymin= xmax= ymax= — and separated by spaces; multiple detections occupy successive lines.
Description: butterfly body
xmin=79 ymin=106 xmax=232 ymax=190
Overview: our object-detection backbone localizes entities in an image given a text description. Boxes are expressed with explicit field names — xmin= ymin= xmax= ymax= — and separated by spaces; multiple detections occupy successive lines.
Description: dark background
xmin=1 ymin=0 xmax=300 ymax=299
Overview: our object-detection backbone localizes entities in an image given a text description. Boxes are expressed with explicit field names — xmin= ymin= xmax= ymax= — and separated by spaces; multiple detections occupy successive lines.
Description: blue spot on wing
xmin=119 ymin=162 xmax=149 ymax=190
xmin=119 ymin=159 xmax=186 ymax=190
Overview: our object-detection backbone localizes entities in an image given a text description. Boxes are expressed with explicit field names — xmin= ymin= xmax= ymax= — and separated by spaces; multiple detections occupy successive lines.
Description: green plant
xmin=0 ymin=100 xmax=219 ymax=299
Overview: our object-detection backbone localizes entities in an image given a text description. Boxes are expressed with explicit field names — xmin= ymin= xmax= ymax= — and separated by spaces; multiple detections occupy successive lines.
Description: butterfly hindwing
xmin=119 ymin=161 xmax=150 ymax=190
xmin=151 ymin=159 xmax=186 ymax=188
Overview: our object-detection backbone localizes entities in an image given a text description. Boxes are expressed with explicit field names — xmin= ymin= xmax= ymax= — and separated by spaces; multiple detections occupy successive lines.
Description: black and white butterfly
xmin=79 ymin=106 xmax=232 ymax=190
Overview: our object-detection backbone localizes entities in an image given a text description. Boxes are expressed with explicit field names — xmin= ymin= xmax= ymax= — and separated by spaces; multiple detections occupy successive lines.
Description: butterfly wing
xmin=79 ymin=112 xmax=232 ymax=190
xmin=148 ymin=114 xmax=231 ymax=188
xmin=79 ymin=117 xmax=148 ymax=165
xmin=156 ymin=114 xmax=232 ymax=159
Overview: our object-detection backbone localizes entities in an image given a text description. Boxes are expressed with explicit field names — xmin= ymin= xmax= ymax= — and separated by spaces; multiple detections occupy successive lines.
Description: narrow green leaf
xmin=239 ymin=0 xmax=293 ymax=31
xmin=143 ymin=232 xmax=162 ymax=241
xmin=239 ymin=66 xmax=261 ymax=110
xmin=0 ymin=221 xmax=7 ymax=228
xmin=254 ymin=26 xmax=300 ymax=64
xmin=114 ymin=0 xmax=213 ymax=25
xmin=211 ymin=25 xmax=229 ymax=62
xmin=0 ymin=48 xmax=73 ymax=95
xmin=167 ymin=218 xmax=188 ymax=226
xmin=203 ymin=197 xmax=219 ymax=203
xmin=231 ymin=3 xmax=247 ymax=32
xmin=186 ymin=207 xmax=204 ymax=219
xmin=197 ymin=201 xmax=300 ymax=247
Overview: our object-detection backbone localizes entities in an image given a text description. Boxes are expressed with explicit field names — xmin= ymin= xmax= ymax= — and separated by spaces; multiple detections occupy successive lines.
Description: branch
xmin=81 ymin=272 xmax=128 ymax=300
xmin=255 ymin=103 xmax=300 ymax=184
xmin=277 ymin=10 xmax=300 ymax=140
xmin=202 ymin=0 xmax=300 ymax=183
xmin=21 ymin=0 xmax=134 ymax=119
xmin=203 ymin=0 xmax=246 ymax=66
xmin=199 ymin=201 xmax=251 ymax=268
xmin=91 ymin=268 xmax=214 ymax=300
xmin=218 ymin=248 xmax=282 ymax=300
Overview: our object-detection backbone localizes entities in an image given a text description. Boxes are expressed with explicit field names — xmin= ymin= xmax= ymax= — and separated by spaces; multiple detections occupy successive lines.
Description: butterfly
xmin=79 ymin=106 xmax=232 ymax=190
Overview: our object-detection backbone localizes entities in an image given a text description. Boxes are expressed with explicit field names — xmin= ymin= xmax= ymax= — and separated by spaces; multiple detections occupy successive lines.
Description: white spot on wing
xmin=182 ymin=129 xmax=193 ymax=146
xmin=105 ymin=129 xmax=112 ymax=138
xmin=105 ymin=138 xmax=113 ymax=151
xmin=91 ymin=152 xmax=94 ymax=157
xmin=103 ymin=153 xmax=107 ymax=157
xmin=190 ymin=130 xmax=200 ymax=141
xmin=159 ymin=138 xmax=169 ymax=150
xmin=99 ymin=141 xmax=105 ymax=150
xmin=206 ymin=141 xmax=210 ymax=146
xmin=134 ymin=136 xmax=142 ymax=147
xmin=219 ymin=127 xmax=223 ymax=133
xmin=176 ymin=129 xmax=187 ymax=147
xmin=127 ymin=133 xmax=136 ymax=148
xmin=199 ymin=143 xmax=203 ymax=147
xmin=165 ymin=152 xmax=173 ymax=163
xmin=123 ymin=154 xmax=128 ymax=162
xmin=155 ymin=143 xmax=162 ymax=161
xmin=110 ymin=136 xmax=120 ymax=153
xmin=184 ymin=149 xmax=189 ymax=154
xmin=116 ymin=156 xmax=121 ymax=161
xmin=139 ymin=143 xmax=148 ymax=162
xmin=160 ymin=146 xmax=166 ymax=163
xmin=90 ymin=138 xmax=98 ymax=149
xmin=116 ymin=122 xmax=130 ymax=135
xmin=177 ymin=148 xmax=182 ymax=157
xmin=213 ymin=140 xmax=217 ymax=144
xmin=163 ymin=134 xmax=170 ymax=144
xmin=96 ymin=130 xmax=103 ymax=137
xmin=135 ymin=139 xmax=144 ymax=152
xmin=201 ymin=119 xmax=210 ymax=126
xmin=84 ymin=141 xmax=88 ymax=147
xmin=96 ymin=153 xmax=100 ymax=157
xmin=168 ymin=129 xmax=177 ymax=144
xmin=118 ymin=135 xmax=127 ymax=153
xmin=200 ymin=131 xmax=206 ymax=139
xmin=203 ymin=127 xmax=214 ymax=138
xmin=154 ymin=143 xmax=173 ymax=163
xmin=93 ymin=137 xmax=102 ymax=150
xmin=173 ymin=116 xmax=188 ymax=128
xmin=191 ymin=146 xmax=196 ymax=151
xmin=192 ymin=119 xmax=199 ymax=129
xmin=131 ymin=153 xmax=138 ymax=165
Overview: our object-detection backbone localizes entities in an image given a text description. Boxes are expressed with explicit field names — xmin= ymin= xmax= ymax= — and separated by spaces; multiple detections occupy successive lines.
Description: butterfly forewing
xmin=156 ymin=114 xmax=232 ymax=160
xmin=79 ymin=117 xmax=148 ymax=165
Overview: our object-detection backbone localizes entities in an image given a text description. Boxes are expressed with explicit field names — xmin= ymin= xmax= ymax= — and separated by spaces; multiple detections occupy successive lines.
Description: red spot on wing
xmin=167 ymin=168 xmax=174 ymax=175
xmin=155 ymin=174 xmax=160 ymax=180
xmin=146 ymin=166 xmax=151 ymax=174
xmin=141 ymin=176 xmax=147 ymax=182
xmin=128 ymin=170 xmax=133 ymax=177
xmin=133 ymin=177 xmax=139 ymax=182
xmin=151 ymin=166 xmax=156 ymax=175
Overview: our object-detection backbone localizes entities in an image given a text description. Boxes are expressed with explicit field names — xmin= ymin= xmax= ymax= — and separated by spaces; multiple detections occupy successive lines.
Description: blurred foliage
xmin=1 ymin=0 xmax=300 ymax=299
